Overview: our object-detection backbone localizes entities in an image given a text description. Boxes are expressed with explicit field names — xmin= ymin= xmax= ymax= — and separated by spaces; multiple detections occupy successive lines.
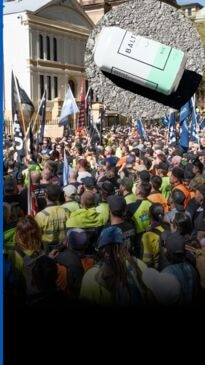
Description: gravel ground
xmin=85 ymin=0 xmax=205 ymax=119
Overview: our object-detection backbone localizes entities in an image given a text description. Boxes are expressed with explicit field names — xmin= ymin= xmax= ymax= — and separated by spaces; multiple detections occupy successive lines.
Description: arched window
xmin=53 ymin=38 xmax=57 ymax=61
xmin=69 ymin=80 xmax=75 ymax=97
xmin=39 ymin=34 xmax=43 ymax=59
xmin=46 ymin=36 xmax=50 ymax=60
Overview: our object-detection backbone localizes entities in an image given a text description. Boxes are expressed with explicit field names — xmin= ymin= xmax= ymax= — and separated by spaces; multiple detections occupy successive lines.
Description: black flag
xmin=13 ymin=112 xmax=25 ymax=161
xmin=11 ymin=71 xmax=35 ymax=132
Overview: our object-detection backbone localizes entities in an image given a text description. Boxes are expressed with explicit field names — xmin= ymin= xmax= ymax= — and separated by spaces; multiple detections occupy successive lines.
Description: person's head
xmin=30 ymin=171 xmax=41 ymax=184
xmin=136 ymin=182 xmax=152 ymax=199
xmin=80 ymin=191 xmax=95 ymax=209
xmin=195 ymin=185 xmax=205 ymax=205
xmin=46 ymin=184 xmax=62 ymax=203
xmin=4 ymin=178 xmax=18 ymax=196
xmin=16 ymin=215 xmax=41 ymax=251
xmin=150 ymin=175 xmax=162 ymax=191
xmin=81 ymin=176 xmax=96 ymax=191
xmin=149 ymin=203 xmax=164 ymax=223
xmin=139 ymin=170 xmax=150 ymax=183
xmin=67 ymin=228 xmax=89 ymax=252
xmin=98 ymin=181 xmax=115 ymax=198
xmin=107 ymin=195 xmax=127 ymax=218
xmin=170 ymin=167 xmax=184 ymax=186
xmin=171 ymin=155 xmax=182 ymax=167
xmin=118 ymin=176 xmax=133 ymax=194
xmin=192 ymin=157 xmax=203 ymax=175
xmin=155 ymin=162 xmax=168 ymax=176
xmin=63 ymin=185 xmax=77 ymax=200
xmin=171 ymin=212 xmax=193 ymax=235
xmin=171 ymin=189 xmax=185 ymax=211
xmin=163 ymin=231 xmax=186 ymax=264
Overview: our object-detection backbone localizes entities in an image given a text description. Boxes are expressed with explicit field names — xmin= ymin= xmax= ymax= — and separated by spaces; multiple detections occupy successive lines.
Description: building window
xmin=47 ymin=76 xmax=51 ymax=100
xmin=39 ymin=34 xmax=43 ymax=59
xmin=46 ymin=36 xmax=50 ymax=60
xmin=53 ymin=38 xmax=57 ymax=61
xmin=69 ymin=80 xmax=75 ymax=97
xmin=54 ymin=77 xmax=58 ymax=98
xmin=40 ymin=75 xmax=44 ymax=97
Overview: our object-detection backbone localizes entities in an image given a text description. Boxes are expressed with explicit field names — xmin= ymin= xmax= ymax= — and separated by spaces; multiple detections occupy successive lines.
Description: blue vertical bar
xmin=0 ymin=0 xmax=3 ymax=364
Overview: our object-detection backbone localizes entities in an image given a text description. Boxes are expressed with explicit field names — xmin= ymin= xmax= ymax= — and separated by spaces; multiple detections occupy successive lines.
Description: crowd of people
xmin=3 ymin=123 xmax=205 ymax=308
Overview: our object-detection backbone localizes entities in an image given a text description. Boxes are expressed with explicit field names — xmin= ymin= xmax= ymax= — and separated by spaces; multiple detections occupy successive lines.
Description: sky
xmin=177 ymin=0 xmax=205 ymax=6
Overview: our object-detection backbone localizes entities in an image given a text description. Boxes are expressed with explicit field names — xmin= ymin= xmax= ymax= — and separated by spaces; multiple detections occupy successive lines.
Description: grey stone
xmin=85 ymin=0 xmax=205 ymax=119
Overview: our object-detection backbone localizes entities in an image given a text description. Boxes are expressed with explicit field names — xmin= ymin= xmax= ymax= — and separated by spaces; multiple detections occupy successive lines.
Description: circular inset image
xmin=85 ymin=0 xmax=205 ymax=119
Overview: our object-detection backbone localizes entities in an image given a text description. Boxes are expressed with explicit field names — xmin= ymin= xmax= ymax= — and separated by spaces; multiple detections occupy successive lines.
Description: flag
xmin=190 ymin=97 xmax=199 ymax=144
xmin=59 ymin=86 xmax=79 ymax=126
xmin=38 ymin=90 xmax=46 ymax=143
xmin=168 ymin=112 xmax=177 ymax=145
xmin=11 ymin=71 xmax=35 ymax=132
xmin=77 ymin=79 xmax=85 ymax=129
xmin=13 ymin=112 xmax=25 ymax=161
xmin=27 ymin=172 xmax=38 ymax=217
xmin=162 ymin=115 xmax=169 ymax=128
xmin=63 ymin=149 xmax=69 ymax=186
xmin=136 ymin=118 xmax=146 ymax=138
xmin=179 ymin=100 xmax=191 ymax=123
xmin=179 ymin=118 xmax=189 ymax=150
xmin=179 ymin=101 xmax=190 ymax=150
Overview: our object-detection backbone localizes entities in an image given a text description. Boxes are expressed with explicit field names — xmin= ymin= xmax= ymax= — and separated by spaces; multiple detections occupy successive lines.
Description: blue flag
xmin=162 ymin=115 xmax=169 ymax=128
xmin=63 ymin=149 xmax=69 ymax=187
xmin=59 ymin=86 xmax=79 ymax=126
xmin=179 ymin=100 xmax=191 ymax=123
xmin=168 ymin=112 xmax=177 ymax=145
xmin=190 ymin=101 xmax=199 ymax=144
xmin=137 ymin=118 xmax=146 ymax=138
xmin=180 ymin=118 xmax=189 ymax=149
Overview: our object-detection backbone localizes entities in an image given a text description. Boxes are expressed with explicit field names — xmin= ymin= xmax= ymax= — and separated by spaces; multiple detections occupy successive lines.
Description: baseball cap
xmin=105 ymin=156 xmax=118 ymax=167
xmin=142 ymin=268 xmax=181 ymax=305
xmin=97 ymin=181 xmax=115 ymax=195
xmin=63 ymin=184 xmax=77 ymax=196
xmin=97 ymin=226 xmax=123 ymax=249
xmin=117 ymin=177 xmax=133 ymax=191
xmin=67 ymin=228 xmax=88 ymax=250
xmin=81 ymin=176 xmax=96 ymax=188
xmin=107 ymin=195 xmax=127 ymax=216
xmin=192 ymin=157 xmax=203 ymax=172
xmin=189 ymin=175 xmax=205 ymax=190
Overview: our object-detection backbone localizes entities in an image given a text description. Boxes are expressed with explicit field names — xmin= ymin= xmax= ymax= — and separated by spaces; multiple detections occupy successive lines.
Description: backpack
xmin=148 ymin=227 xmax=168 ymax=270
xmin=15 ymin=246 xmax=45 ymax=296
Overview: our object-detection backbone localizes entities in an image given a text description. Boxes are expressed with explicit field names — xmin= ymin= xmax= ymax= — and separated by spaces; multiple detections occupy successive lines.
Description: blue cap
xmin=97 ymin=226 xmax=123 ymax=249
xmin=67 ymin=228 xmax=88 ymax=250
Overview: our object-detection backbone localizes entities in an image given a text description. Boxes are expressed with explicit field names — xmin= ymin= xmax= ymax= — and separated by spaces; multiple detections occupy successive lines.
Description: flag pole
xmin=32 ymin=89 xmax=46 ymax=136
